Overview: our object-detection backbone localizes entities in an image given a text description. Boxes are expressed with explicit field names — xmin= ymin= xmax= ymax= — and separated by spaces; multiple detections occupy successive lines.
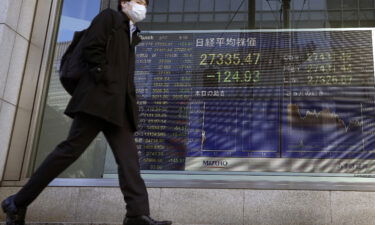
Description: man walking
xmin=1 ymin=1 xmax=172 ymax=225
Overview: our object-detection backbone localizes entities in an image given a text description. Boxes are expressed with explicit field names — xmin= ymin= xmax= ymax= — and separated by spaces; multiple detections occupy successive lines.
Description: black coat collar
xmin=118 ymin=11 xmax=142 ymax=46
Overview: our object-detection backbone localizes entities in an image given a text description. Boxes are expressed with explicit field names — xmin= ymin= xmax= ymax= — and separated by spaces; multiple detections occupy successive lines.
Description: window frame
xmin=3 ymin=0 xmax=375 ymax=192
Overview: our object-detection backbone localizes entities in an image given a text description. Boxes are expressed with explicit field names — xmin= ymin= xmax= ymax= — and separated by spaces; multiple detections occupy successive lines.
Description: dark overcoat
xmin=64 ymin=9 xmax=142 ymax=132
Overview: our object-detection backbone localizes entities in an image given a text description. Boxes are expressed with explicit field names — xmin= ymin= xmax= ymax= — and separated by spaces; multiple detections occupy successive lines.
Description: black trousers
xmin=13 ymin=113 xmax=150 ymax=217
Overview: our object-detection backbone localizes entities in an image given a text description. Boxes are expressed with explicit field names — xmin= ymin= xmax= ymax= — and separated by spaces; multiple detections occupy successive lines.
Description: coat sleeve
xmin=82 ymin=9 xmax=114 ymax=83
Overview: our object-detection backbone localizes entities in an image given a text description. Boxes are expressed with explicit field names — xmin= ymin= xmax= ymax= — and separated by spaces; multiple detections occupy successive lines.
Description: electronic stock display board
xmin=134 ymin=29 xmax=375 ymax=173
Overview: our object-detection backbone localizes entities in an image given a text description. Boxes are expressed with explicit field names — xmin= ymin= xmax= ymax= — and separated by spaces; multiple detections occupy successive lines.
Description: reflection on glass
xmin=34 ymin=0 xmax=375 ymax=179
xmin=34 ymin=0 xmax=103 ymax=178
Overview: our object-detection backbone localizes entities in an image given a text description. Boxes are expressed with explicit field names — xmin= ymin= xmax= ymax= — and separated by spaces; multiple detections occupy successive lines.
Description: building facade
xmin=2 ymin=0 xmax=375 ymax=224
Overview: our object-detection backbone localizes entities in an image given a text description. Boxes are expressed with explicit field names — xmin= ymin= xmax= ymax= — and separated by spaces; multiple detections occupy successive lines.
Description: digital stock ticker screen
xmin=134 ymin=29 xmax=375 ymax=173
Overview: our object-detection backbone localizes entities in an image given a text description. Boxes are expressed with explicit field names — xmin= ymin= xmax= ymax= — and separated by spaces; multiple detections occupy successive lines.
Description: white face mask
xmin=122 ymin=1 xmax=147 ymax=23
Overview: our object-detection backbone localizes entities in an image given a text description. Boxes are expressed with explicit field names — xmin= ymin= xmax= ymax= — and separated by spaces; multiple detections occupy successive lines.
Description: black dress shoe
xmin=1 ymin=195 xmax=27 ymax=225
xmin=123 ymin=215 xmax=172 ymax=225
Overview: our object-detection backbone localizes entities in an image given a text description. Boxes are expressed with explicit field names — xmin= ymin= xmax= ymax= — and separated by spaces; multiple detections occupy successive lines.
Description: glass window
xmin=292 ymin=0 xmax=304 ymax=9
xmin=35 ymin=0 xmax=102 ymax=178
xmin=200 ymin=0 xmax=214 ymax=11
xmin=154 ymin=14 xmax=168 ymax=22
xmin=200 ymin=14 xmax=214 ymax=22
xmin=343 ymin=0 xmax=357 ymax=9
xmin=230 ymin=0 xmax=247 ymax=11
xmin=169 ymin=14 xmax=183 ymax=22
xmin=170 ymin=0 xmax=184 ymax=12
xmin=360 ymin=10 xmax=375 ymax=21
xmin=327 ymin=0 xmax=342 ymax=10
xmin=184 ymin=14 xmax=199 ymax=22
xmin=262 ymin=0 xmax=280 ymax=11
xmin=215 ymin=0 xmax=231 ymax=11
xmin=348 ymin=10 xmax=359 ymax=17
xmin=360 ymin=0 xmax=374 ymax=9
xmin=308 ymin=0 xmax=326 ymax=10
xmin=153 ymin=0 xmax=169 ymax=12
xmin=184 ymin=0 xmax=200 ymax=12
xmin=33 ymin=0 xmax=375 ymax=186
xmin=310 ymin=12 xmax=325 ymax=20
xmin=233 ymin=13 xmax=247 ymax=22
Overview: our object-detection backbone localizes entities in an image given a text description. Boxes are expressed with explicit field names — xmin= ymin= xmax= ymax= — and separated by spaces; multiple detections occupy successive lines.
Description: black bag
xmin=59 ymin=13 xmax=126 ymax=95
xmin=59 ymin=29 xmax=89 ymax=95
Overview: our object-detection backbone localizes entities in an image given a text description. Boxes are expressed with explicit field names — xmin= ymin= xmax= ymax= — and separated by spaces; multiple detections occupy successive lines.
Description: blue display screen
xmin=134 ymin=29 xmax=375 ymax=171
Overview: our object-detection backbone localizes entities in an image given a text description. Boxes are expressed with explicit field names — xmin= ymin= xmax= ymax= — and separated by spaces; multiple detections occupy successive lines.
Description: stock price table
xmin=134 ymin=30 xmax=375 ymax=170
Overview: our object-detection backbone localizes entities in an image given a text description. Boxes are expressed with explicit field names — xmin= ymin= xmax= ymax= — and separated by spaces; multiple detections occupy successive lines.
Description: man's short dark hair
xmin=118 ymin=0 xmax=149 ymax=11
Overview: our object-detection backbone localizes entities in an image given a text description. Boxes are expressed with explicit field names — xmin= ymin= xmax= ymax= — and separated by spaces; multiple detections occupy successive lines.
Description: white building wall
xmin=0 ymin=0 xmax=37 ymax=181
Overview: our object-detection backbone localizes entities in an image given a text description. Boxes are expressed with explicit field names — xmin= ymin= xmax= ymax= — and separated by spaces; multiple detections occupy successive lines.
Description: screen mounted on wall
xmin=134 ymin=29 xmax=375 ymax=174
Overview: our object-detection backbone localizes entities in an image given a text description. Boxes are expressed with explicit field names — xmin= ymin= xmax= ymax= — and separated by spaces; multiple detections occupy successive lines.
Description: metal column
xmin=282 ymin=0 xmax=291 ymax=28
xmin=248 ymin=0 xmax=256 ymax=29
